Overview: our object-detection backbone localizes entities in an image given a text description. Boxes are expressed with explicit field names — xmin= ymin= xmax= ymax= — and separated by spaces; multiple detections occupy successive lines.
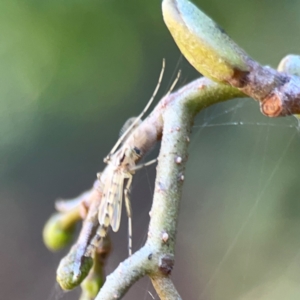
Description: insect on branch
xmin=43 ymin=0 xmax=300 ymax=298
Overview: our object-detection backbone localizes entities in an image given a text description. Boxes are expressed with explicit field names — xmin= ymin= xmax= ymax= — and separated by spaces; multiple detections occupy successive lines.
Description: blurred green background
xmin=2 ymin=0 xmax=300 ymax=299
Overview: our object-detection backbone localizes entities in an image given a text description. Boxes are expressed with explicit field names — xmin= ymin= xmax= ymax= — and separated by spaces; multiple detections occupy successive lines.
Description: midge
xmin=90 ymin=59 xmax=181 ymax=255
xmin=56 ymin=61 xmax=180 ymax=287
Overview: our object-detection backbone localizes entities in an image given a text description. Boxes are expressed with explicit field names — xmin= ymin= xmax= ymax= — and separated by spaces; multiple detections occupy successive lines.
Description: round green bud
xmin=80 ymin=275 xmax=104 ymax=300
xmin=56 ymin=250 xmax=93 ymax=290
xmin=43 ymin=213 xmax=76 ymax=251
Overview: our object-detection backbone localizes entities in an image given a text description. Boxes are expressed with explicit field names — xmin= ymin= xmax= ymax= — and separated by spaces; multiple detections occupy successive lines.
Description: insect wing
xmin=98 ymin=170 xmax=123 ymax=233
xmin=111 ymin=171 xmax=124 ymax=232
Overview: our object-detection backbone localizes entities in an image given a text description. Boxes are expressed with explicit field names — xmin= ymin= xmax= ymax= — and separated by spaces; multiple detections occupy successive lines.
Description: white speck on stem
xmin=175 ymin=156 xmax=182 ymax=164
xmin=162 ymin=232 xmax=169 ymax=242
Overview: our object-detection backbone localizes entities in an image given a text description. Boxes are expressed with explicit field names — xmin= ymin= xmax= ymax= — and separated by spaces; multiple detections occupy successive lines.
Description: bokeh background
xmin=2 ymin=0 xmax=300 ymax=299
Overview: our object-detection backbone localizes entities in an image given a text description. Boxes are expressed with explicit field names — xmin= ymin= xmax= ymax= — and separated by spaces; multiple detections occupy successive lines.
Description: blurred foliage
xmin=2 ymin=0 xmax=300 ymax=299
xmin=0 ymin=0 xmax=144 ymax=176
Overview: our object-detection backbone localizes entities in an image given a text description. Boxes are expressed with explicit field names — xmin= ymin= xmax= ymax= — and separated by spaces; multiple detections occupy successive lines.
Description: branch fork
xmin=43 ymin=0 xmax=300 ymax=298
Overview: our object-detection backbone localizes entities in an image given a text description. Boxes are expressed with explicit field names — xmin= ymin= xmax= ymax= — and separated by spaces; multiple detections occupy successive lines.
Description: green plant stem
xmin=95 ymin=77 xmax=244 ymax=299
xmin=151 ymin=275 xmax=181 ymax=300
xmin=162 ymin=0 xmax=300 ymax=117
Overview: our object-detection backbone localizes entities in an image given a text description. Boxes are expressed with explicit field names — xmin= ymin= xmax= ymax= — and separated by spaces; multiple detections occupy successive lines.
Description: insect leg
xmin=130 ymin=158 xmax=157 ymax=172
xmin=124 ymin=174 xmax=133 ymax=256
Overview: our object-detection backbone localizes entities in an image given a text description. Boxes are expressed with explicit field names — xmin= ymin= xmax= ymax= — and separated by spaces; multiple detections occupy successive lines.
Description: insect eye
xmin=133 ymin=147 xmax=141 ymax=156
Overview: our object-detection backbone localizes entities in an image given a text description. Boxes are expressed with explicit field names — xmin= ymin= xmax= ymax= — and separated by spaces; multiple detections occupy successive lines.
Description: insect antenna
xmin=126 ymin=69 xmax=181 ymax=173
xmin=165 ymin=68 xmax=181 ymax=97
xmin=104 ymin=59 xmax=166 ymax=163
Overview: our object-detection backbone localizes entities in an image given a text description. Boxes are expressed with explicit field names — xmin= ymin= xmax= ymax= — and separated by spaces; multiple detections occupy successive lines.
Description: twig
xmin=45 ymin=1 xmax=300 ymax=298
xmin=151 ymin=275 xmax=181 ymax=300
xmin=162 ymin=0 xmax=300 ymax=117
xmin=95 ymin=77 xmax=244 ymax=299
